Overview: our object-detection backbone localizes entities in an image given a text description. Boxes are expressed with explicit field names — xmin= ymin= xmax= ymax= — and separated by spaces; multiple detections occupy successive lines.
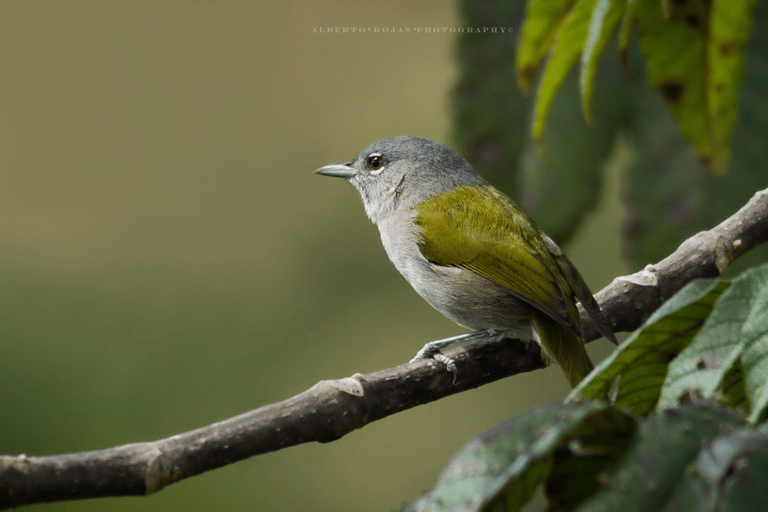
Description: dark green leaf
xmin=405 ymin=402 xmax=635 ymax=512
xmin=452 ymin=0 xmax=529 ymax=197
xmin=576 ymin=403 xmax=747 ymax=511
xmin=661 ymin=422 xmax=768 ymax=511
xmin=542 ymin=408 xmax=636 ymax=511
xmin=571 ymin=279 xmax=731 ymax=415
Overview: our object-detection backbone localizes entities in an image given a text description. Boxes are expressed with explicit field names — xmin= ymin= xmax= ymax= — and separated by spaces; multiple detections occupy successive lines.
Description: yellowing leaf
xmin=637 ymin=0 xmax=757 ymax=173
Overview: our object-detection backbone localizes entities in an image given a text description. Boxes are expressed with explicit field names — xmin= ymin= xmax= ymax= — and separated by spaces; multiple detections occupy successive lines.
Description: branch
xmin=1 ymin=187 xmax=766 ymax=509
xmin=580 ymin=187 xmax=768 ymax=339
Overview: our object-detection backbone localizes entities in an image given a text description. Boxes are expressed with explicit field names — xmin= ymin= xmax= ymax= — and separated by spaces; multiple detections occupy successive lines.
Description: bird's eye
xmin=367 ymin=153 xmax=383 ymax=171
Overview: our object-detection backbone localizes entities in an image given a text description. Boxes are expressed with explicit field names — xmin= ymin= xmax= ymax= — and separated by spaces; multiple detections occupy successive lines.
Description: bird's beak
xmin=314 ymin=161 xmax=356 ymax=179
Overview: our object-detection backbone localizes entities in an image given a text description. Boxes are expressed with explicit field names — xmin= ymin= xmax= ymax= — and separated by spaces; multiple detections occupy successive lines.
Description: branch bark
xmin=1 ymin=188 xmax=766 ymax=509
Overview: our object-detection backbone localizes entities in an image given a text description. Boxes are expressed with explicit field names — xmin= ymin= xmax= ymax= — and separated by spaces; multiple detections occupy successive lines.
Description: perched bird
xmin=315 ymin=136 xmax=616 ymax=387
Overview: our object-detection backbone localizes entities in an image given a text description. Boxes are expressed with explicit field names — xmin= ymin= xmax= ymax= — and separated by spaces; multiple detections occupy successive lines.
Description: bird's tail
xmin=532 ymin=312 xmax=593 ymax=387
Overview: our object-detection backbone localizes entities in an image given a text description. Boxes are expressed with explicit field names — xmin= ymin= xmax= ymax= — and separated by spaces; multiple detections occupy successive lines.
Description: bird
xmin=314 ymin=136 xmax=616 ymax=387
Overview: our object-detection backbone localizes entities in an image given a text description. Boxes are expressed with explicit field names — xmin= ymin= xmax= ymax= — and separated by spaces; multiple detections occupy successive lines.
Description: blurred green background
xmin=0 ymin=2 xmax=627 ymax=510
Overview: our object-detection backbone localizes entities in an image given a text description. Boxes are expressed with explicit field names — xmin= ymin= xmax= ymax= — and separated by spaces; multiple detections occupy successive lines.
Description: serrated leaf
xmin=581 ymin=0 xmax=626 ymax=123
xmin=733 ymin=266 xmax=768 ymax=422
xmin=405 ymin=402 xmax=635 ymax=512
xmin=570 ymin=279 xmax=730 ymax=415
xmin=532 ymin=0 xmax=598 ymax=141
xmin=636 ymin=0 xmax=758 ymax=173
xmin=659 ymin=263 xmax=768 ymax=422
xmin=516 ymin=0 xmax=576 ymax=92
xmin=575 ymin=403 xmax=747 ymax=511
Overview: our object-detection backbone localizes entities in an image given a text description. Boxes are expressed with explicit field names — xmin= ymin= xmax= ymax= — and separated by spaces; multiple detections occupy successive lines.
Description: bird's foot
xmin=409 ymin=330 xmax=500 ymax=384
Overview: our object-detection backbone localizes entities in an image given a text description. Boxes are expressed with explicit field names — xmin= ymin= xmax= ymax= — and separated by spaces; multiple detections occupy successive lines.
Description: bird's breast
xmin=376 ymin=212 xmax=534 ymax=338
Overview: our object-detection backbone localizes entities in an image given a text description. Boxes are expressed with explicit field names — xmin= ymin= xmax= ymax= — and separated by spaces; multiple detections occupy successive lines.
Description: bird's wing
xmin=414 ymin=184 xmax=581 ymax=335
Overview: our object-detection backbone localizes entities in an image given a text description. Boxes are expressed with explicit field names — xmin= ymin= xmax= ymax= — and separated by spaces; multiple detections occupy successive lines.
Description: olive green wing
xmin=414 ymin=184 xmax=581 ymax=335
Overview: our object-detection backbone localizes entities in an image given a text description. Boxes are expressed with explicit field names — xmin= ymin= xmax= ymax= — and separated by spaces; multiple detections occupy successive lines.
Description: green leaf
xmin=454 ymin=0 xmax=625 ymax=246
xmin=707 ymin=0 xmax=758 ymax=174
xmin=623 ymin=1 xmax=768 ymax=272
xmin=570 ymin=279 xmax=731 ymax=415
xmin=720 ymin=360 xmax=748 ymax=411
xmin=452 ymin=0 xmax=529 ymax=197
xmin=532 ymin=0 xmax=598 ymax=141
xmin=580 ymin=0 xmax=626 ymax=123
xmin=576 ymin=403 xmax=748 ymax=511
xmin=516 ymin=0 xmax=576 ymax=92
xmin=711 ymin=423 xmax=768 ymax=511
xmin=618 ymin=0 xmax=639 ymax=65
xmin=541 ymin=408 xmax=637 ymax=511
xmin=636 ymin=0 xmax=758 ymax=173
xmin=405 ymin=402 xmax=635 ymax=512
xmin=660 ymin=424 xmax=768 ymax=511
xmin=659 ymin=263 xmax=768 ymax=422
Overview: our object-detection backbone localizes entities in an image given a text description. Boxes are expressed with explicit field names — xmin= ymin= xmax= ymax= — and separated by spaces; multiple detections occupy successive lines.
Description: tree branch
xmin=1 ymin=187 xmax=766 ymax=509
xmin=580 ymin=187 xmax=768 ymax=340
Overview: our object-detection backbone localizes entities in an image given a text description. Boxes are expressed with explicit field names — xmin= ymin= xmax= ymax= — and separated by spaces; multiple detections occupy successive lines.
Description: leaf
xmin=720 ymin=360 xmax=748 ymax=411
xmin=618 ymin=0 xmax=639 ymax=65
xmin=455 ymin=0 xmax=625 ymax=246
xmin=516 ymin=0 xmax=577 ymax=92
xmin=570 ymin=279 xmax=731 ymax=415
xmin=636 ymin=0 xmax=758 ymax=173
xmin=575 ymin=403 xmax=748 ymax=511
xmin=706 ymin=0 xmax=758 ymax=173
xmin=714 ymin=424 xmax=768 ymax=511
xmin=658 ymin=264 xmax=768 ymax=422
xmin=580 ymin=0 xmax=626 ymax=123
xmin=541 ymin=408 xmax=636 ymax=511
xmin=405 ymin=402 xmax=635 ymax=512
xmin=661 ymin=423 xmax=768 ymax=511
xmin=532 ymin=0 xmax=598 ymax=141
xmin=623 ymin=0 xmax=768 ymax=275
xmin=453 ymin=0 xmax=529 ymax=197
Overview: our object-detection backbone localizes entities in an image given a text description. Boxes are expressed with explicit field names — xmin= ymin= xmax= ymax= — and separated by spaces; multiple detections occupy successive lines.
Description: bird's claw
xmin=410 ymin=349 xmax=458 ymax=384
xmin=433 ymin=353 xmax=458 ymax=384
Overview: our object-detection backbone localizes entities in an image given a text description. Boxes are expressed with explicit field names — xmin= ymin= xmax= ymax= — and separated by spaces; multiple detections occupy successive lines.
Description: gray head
xmin=314 ymin=136 xmax=486 ymax=224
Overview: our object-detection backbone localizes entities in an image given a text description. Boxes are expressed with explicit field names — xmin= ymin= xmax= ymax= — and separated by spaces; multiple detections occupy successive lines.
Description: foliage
xmin=408 ymin=263 xmax=768 ymax=511
xmin=517 ymin=0 xmax=757 ymax=174
xmin=453 ymin=0 xmax=768 ymax=270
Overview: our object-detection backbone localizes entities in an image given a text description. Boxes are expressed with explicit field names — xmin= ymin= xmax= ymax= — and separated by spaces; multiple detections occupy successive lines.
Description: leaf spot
xmin=659 ymin=81 xmax=685 ymax=107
